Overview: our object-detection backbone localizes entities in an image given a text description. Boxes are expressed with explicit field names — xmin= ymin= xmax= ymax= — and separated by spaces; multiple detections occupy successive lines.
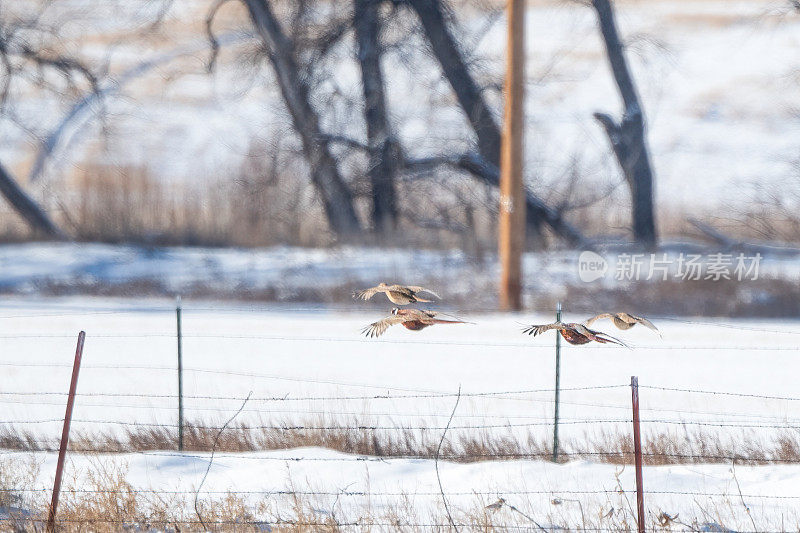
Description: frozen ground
xmin=1 ymin=241 xmax=800 ymax=304
xmin=3 ymin=448 xmax=800 ymax=530
xmin=1 ymin=297 xmax=800 ymax=528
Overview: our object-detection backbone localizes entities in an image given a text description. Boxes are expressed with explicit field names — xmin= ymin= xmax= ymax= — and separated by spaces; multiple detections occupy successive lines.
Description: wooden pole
xmin=631 ymin=375 xmax=646 ymax=533
xmin=498 ymin=0 xmax=526 ymax=311
xmin=552 ymin=301 xmax=562 ymax=462
xmin=177 ymin=296 xmax=184 ymax=451
xmin=47 ymin=331 xmax=85 ymax=533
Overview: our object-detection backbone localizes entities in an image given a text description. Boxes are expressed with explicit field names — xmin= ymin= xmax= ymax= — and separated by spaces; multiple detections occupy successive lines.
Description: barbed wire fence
xmin=1 ymin=304 xmax=800 ymax=530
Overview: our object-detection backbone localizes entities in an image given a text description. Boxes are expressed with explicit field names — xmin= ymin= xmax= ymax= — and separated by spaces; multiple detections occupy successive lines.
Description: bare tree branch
xmin=205 ymin=0 xmax=235 ymax=72
xmin=0 ymin=161 xmax=65 ymax=238
xmin=404 ymin=0 xmax=501 ymax=168
xmin=435 ymin=385 xmax=461 ymax=533
xmin=405 ymin=152 xmax=588 ymax=246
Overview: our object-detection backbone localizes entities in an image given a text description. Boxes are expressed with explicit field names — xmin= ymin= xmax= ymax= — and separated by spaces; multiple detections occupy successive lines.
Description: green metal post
xmin=553 ymin=301 xmax=562 ymax=462
xmin=177 ymin=296 xmax=184 ymax=451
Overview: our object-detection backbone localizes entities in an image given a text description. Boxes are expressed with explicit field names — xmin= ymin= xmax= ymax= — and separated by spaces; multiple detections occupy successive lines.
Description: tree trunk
xmin=406 ymin=0 xmax=562 ymax=245
xmin=0 ymin=161 xmax=65 ymax=239
xmin=591 ymin=0 xmax=657 ymax=247
xmin=243 ymin=0 xmax=362 ymax=238
xmin=354 ymin=0 xmax=400 ymax=237
xmin=405 ymin=0 xmax=501 ymax=168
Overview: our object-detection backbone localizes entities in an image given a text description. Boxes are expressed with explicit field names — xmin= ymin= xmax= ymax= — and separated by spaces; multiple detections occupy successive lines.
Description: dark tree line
xmin=228 ymin=0 xmax=599 ymax=247
xmin=227 ymin=0 xmax=658 ymax=247
xmin=1 ymin=0 xmax=658 ymax=248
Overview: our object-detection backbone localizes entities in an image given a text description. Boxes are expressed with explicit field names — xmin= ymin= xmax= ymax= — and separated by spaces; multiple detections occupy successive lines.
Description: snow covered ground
xmin=2 ymin=295 xmax=799 ymax=437
xmin=3 ymin=448 xmax=800 ymax=530
xmin=1 ymin=241 xmax=800 ymax=305
xmin=1 ymin=297 xmax=800 ymax=528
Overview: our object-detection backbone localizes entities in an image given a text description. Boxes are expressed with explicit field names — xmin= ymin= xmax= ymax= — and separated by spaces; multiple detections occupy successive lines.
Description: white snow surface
xmin=4 ymin=448 xmax=800 ymax=530
xmin=1 ymin=296 xmax=800 ymax=527
xmin=1 ymin=241 xmax=799 ymax=300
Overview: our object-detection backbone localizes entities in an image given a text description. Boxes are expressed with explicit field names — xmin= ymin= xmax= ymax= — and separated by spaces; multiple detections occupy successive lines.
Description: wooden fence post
xmin=47 ymin=331 xmax=85 ymax=532
xmin=631 ymin=375 xmax=645 ymax=533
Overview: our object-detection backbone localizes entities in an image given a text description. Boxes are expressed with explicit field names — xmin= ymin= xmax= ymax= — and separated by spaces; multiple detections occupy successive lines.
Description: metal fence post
xmin=631 ymin=375 xmax=646 ymax=533
xmin=47 ymin=331 xmax=85 ymax=533
xmin=552 ymin=301 xmax=562 ymax=462
xmin=177 ymin=296 xmax=184 ymax=451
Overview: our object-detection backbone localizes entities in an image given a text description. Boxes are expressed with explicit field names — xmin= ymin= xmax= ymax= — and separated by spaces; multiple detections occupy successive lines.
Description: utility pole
xmin=499 ymin=0 xmax=526 ymax=311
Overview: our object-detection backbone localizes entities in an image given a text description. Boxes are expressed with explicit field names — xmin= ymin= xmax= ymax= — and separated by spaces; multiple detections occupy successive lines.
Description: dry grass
xmin=554 ymin=276 xmax=800 ymax=318
xmin=5 ymin=139 xmax=799 ymax=251
xmin=3 ymin=151 xmax=800 ymax=257
xmin=1 ymin=422 xmax=799 ymax=466
xmin=0 ymin=447 xmax=791 ymax=532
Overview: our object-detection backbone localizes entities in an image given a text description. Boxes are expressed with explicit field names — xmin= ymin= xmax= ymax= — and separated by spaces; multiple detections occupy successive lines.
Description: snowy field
xmin=2 ymin=241 xmax=800 ymax=304
xmin=2 ymin=296 xmax=800 ymax=528
xmin=4 ymin=448 xmax=800 ymax=530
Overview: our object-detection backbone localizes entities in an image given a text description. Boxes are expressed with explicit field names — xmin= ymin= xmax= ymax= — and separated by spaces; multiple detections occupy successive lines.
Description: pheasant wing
xmin=361 ymin=314 xmax=406 ymax=338
xmin=583 ymin=313 xmax=615 ymax=326
xmin=626 ymin=314 xmax=661 ymax=336
xmin=353 ymin=286 xmax=383 ymax=301
xmin=522 ymin=322 xmax=562 ymax=337
xmin=406 ymin=286 xmax=441 ymax=299
xmin=573 ymin=324 xmax=629 ymax=348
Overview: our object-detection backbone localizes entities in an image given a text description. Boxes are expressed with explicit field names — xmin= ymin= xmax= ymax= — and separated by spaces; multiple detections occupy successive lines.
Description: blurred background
xmin=1 ymin=0 xmax=799 ymax=314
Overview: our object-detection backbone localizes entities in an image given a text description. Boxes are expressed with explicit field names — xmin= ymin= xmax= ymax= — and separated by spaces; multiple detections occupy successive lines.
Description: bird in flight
xmin=362 ymin=308 xmax=467 ymax=338
xmin=522 ymin=321 xmax=628 ymax=347
xmin=584 ymin=312 xmax=660 ymax=336
xmin=353 ymin=283 xmax=441 ymax=305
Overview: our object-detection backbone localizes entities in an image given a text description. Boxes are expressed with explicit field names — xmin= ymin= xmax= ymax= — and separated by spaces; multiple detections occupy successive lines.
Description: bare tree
xmin=0 ymin=5 xmax=94 ymax=238
xmin=591 ymin=0 xmax=657 ymax=247
xmin=404 ymin=0 xmax=502 ymax=168
xmin=239 ymin=0 xmax=363 ymax=238
xmin=354 ymin=0 xmax=401 ymax=237
xmin=30 ymin=33 xmax=248 ymax=184
xmin=403 ymin=0 xmax=592 ymax=246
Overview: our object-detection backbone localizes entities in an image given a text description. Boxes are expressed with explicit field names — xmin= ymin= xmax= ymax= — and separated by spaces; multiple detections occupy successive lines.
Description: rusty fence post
xmin=631 ymin=375 xmax=646 ymax=533
xmin=47 ymin=331 xmax=85 ymax=532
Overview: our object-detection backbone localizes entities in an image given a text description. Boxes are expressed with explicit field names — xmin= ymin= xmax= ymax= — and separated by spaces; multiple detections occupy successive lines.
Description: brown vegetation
xmin=1 ymin=422 xmax=799 ymax=466
xmin=0 ymin=423 xmax=795 ymax=531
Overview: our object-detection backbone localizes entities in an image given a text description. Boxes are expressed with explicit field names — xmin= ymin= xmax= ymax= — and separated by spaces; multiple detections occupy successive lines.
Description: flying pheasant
xmin=584 ymin=312 xmax=660 ymax=336
xmin=362 ymin=308 xmax=466 ymax=338
xmin=522 ymin=321 xmax=628 ymax=347
xmin=353 ymin=283 xmax=441 ymax=305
